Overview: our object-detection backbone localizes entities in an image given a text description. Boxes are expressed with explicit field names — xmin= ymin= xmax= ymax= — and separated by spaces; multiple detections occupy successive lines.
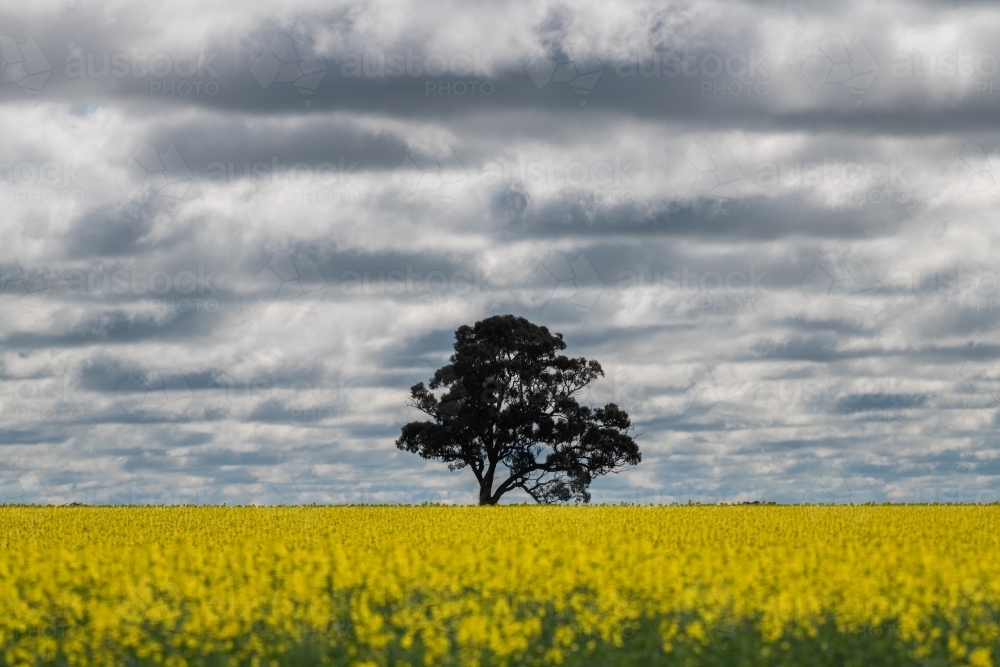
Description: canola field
xmin=1 ymin=505 xmax=999 ymax=667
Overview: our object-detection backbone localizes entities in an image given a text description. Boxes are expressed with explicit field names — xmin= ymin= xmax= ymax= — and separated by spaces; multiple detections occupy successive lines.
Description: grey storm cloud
xmin=3 ymin=0 xmax=1000 ymax=505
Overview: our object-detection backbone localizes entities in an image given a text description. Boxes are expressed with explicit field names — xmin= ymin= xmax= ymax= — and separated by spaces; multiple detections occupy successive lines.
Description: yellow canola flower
xmin=0 ymin=505 xmax=998 ymax=666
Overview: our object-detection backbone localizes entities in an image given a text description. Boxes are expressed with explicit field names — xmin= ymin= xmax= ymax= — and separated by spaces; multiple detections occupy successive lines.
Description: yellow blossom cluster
xmin=0 ymin=505 xmax=998 ymax=666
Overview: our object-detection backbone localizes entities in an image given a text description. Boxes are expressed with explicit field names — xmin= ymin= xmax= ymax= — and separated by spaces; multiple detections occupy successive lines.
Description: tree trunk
xmin=479 ymin=468 xmax=496 ymax=505
xmin=479 ymin=481 xmax=497 ymax=504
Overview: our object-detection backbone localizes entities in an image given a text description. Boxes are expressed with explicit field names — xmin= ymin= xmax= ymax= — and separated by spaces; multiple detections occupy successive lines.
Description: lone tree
xmin=396 ymin=314 xmax=640 ymax=505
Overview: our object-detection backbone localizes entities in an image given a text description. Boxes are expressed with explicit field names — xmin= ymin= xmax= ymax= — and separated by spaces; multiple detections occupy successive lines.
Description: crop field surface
xmin=1 ymin=505 xmax=999 ymax=666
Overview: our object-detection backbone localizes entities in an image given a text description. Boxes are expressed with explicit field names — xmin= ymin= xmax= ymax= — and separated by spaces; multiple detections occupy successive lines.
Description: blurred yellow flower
xmin=0 ymin=505 xmax=997 ymax=666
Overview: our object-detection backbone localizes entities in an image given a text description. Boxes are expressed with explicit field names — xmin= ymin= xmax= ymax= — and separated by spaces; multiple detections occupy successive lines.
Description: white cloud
xmin=1 ymin=0 xmax=1000 ymax=504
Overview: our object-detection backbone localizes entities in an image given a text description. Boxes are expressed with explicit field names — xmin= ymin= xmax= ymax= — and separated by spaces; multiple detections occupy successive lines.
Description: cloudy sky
xmin=3 ymin=0 xmax=1000 ymax=505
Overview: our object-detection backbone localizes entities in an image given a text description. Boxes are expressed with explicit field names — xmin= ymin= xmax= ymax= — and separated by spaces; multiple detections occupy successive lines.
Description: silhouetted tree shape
xmin=396 ymin=314 xmax=640 ymax=505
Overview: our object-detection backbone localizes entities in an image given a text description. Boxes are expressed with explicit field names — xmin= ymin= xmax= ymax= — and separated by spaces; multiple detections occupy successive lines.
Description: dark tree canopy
xmin=396 ymin=314 xmax=641 ymax=505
